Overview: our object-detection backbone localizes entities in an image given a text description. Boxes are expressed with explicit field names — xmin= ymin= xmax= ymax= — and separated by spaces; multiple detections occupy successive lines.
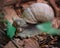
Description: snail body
xmin=23 ymin=3 xmax=54 ymax=24
xmin=13 ymin=18 xmax=28 ymax=28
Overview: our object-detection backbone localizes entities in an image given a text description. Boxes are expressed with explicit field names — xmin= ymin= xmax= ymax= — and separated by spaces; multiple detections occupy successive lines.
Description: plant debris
xmin=4 ymin=33 xmax=60 ymax=48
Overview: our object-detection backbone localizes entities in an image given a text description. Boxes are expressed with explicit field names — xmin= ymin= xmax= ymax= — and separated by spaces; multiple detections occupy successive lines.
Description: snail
xmin=22 ymin=3 xmax=54 ymax=24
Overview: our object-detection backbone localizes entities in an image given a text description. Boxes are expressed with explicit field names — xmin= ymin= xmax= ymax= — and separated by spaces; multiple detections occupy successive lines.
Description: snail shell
xmin=23 ymin=3 xmax=54 ymax=24
xmin=23 ymin=8 xmax=37 ymax=24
